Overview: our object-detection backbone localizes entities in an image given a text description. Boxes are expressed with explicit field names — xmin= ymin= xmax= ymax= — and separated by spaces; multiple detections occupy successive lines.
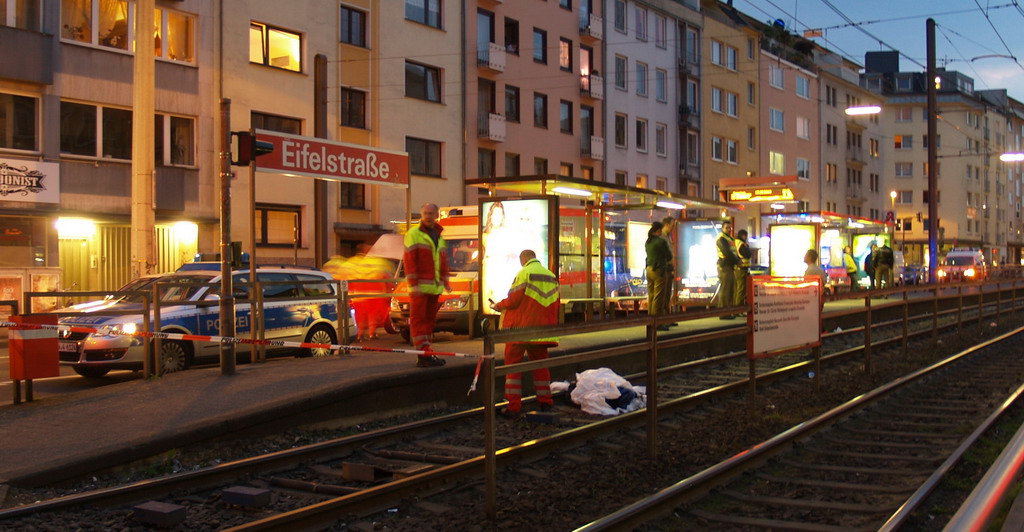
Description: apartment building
xmin=465 ymin=0 xmax=603 ymax=193
xmin=673 ymin=1 xmax=702 ymax=199
xmin=814 ymin=48 xmax=886 ymax=222
xmin=699 ymin=0 xmax=760 ymax=233
xmin=605 ymin=0 xmax=675 ymax=192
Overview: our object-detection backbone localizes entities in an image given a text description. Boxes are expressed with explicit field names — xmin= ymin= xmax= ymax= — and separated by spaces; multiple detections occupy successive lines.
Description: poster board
xmin=769 ymin=224 xmax=819 ymax=277
xmin=626 ymin=221 xmax=651 ymax=278
xmin=479 ymin=197 xmax=556 ymax=315
xmin=676 ymin=220 xmax=722 ymax=300
xmin=748 ymin=276 xmax=821 ymax=359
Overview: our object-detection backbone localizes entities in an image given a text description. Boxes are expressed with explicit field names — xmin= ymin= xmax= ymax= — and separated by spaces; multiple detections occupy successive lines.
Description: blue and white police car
xmin=58 ymin=264 xmax=344 ymax=378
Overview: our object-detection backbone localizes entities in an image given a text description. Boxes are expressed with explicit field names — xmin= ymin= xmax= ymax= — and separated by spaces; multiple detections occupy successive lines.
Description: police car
xmin=57 ymin=264 xmax=344 ymax=378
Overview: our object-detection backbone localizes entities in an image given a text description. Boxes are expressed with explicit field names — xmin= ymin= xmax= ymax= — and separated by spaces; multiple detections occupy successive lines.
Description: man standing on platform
xmin=491 ymin=250 xmax=559 ymax=419
xmin=864 ymin=243 xmax=877 ymax=290
xmin=873 ymin=242 xmax=895 ymax=290
xmin=404 ymin=203 xmax=451 ymax=368
xmin=716 ymin=221 xmax=741 ymax=319
xmin=734 ymin=229 xmax=751 ymax=306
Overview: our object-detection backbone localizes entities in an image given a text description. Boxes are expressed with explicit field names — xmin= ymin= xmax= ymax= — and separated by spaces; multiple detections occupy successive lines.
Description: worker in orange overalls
xmin=324 ymin=244 xmax=396 ymax=341
xmin=491 ymin=249 xmax=559 ymax=419
xmin=404 ymin=203 xmax=451 ymax=367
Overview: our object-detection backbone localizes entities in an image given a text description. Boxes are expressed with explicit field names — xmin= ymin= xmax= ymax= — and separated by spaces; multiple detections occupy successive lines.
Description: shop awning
xmin=465 ymin=175 xmax=740 ymax=212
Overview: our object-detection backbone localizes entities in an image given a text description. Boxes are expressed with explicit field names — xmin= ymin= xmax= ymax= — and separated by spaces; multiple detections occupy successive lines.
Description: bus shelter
xmin=760 ymin=211 xmax=894 ymax=292
xmin=465 ymin=175 xmax=740 ymax=319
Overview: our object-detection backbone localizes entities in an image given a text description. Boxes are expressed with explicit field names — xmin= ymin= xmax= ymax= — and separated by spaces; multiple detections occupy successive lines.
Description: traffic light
xmin=231 ymin=131 xmax=274 ymax=166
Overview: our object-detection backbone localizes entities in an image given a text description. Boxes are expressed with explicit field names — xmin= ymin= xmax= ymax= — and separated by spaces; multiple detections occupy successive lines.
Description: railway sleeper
xmin=723 ymin=489 xmax=900 ymax=513
xmin=755 ymin=473 xmax=917 ymax=494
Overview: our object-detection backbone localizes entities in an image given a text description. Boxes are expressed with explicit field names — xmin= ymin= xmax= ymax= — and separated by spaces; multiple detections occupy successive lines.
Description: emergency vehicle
xmin=936 ymin=248 xmax=987 ymax=282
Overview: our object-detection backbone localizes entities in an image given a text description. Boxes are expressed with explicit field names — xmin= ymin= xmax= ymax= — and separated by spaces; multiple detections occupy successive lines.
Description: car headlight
xmin=965 ymin=268 xmax=976 ymax=277
xmin=440 ymin=295 xmax=469 ymax=310
xmin=391 ymin=299 xmax=400 ymax=311
xmin=938 ymin=270 xmax=946 ymax=278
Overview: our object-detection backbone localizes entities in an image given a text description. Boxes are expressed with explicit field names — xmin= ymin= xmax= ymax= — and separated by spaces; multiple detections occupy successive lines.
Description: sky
xmin=730 ymin=0 xmax=1024 ymax=101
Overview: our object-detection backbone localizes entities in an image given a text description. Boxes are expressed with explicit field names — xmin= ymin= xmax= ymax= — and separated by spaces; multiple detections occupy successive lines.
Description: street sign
xmin=253 ymin=129 xmax=410 ymax=188
xmin=885 ymin=211 xmax=895 ymax=223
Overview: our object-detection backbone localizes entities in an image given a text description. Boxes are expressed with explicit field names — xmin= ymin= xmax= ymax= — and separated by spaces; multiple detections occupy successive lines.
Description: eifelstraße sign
xmin=253 ymin=129 xmax=409 ymax=188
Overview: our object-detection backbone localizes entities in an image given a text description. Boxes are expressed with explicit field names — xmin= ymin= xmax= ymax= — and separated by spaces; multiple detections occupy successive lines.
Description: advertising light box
xmin=769 ymin=224 xmax=818 ymax=276
xmin=626 ymin=221 xmax=651 ymax=278
xmin=480 ymin=198 xmax=554 ymax=315
xmin=678 ymin=220 xmax=722 ymax=291
xmin=852 ymin=233 xmax=891 ymax=271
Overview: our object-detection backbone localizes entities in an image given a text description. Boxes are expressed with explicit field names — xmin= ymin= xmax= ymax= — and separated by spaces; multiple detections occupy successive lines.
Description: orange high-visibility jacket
xmin=493 ymin=259 xmax=559 ymax=346
xmin=403 ymin=223 xmax=450 ymax=295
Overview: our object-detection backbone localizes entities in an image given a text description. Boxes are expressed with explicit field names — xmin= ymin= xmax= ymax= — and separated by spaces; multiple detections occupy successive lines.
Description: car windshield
xmin=103 ymin=275 xmax=210 ymax=303
xmin=446 ymin=238 xmax=479 ymax=273
xmin=945 ymin=256 xmax=977 ymax=266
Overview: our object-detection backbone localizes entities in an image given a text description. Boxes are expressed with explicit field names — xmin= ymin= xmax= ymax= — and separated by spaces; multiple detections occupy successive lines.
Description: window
xmin=157 ymin=9 xmax=195 ymax=63
xmin=534 ymin=157 xmax=548 ymax=174
xmin=795 ymin=75 xmax=810 ymax=98
xmin=896 ymin=190 xmax=913 ymax=204
xmin=504 ymin=153 xmax=519 ymax=176
xmin=826 ymin=124 xmax=838 ymax=145
xmin=726 ymin=92 xmax=738 ymax=117
xmin=895 ymin=107 xmax=912 ymax=122
xmin=59 ymin=101 xmax=131 ymax=159
xmin=711 ymin=87 xmax=722 ymax=113
xmin=559 ymin=0 xmax=571 ymax=9
xmin=163 ymin=115 xmax=195 ymax=166
xmin=895 ymin=162 xmax=913 ymax=177
xmin=505 ymin=85 xmax=520 ymax=122
xmin=636 ymin=62 xmax=648 ymax=96
xmin=655 ymin=123 xmax=667 ymax=155
xmin=559 ymin=100 xmax=572 ymax=133
xmin=340 ymin=6 xmax=367 ymax=47
xmin=251 ymin=111 xmax=302 ymax=134
xmin=687 ymin=80 xmax=699 ymax=109
xmin=478 ymin=148 xmax=495 ymax=178
xmin=726 ymin=47 xmax=737 ymax=70
xmin=687 ymin=131 xmax=699 ymax=164
xmin=894 ymin=135 xmax=912 ymax=150
xmin=869 ymin=173 xmax=879 ymax=192
xmin=796 ymin=116 xmax=810 ymax=139
xmin=747 ymin=127 xmax=755 ymax=150
xmin=655 ymin=69 xmax=667 ymax=102
xmin=769 ymin=151 xmax=784 ymax=175
xmin=685 ymin=28 xmax=699 ymax=64
xmin=614 ymin=55 xmax=627 ymax=90
xmin=62 ymin=0 xmax=129 ymax=49
xmin=726 ymin=139 xmax=737 ymax=163
xmin=769 ymin=108 xmax=784 ymax=131
xmin=635 ymin=118 xmax=647 ymax=152
xmin=3 ymin=0 xmax=39 ymax=30
xmin=747 ymin=82 xmax=755 ymax=105
xmin=613 ymin=0 xmax=626 ymax=32
xmin=581 ymin=166 xmax=593 ymax=180
xmin=614 ymin=113 xmax=627 ymax=147
xmin=256 ymin=204 xmax=300 ymax=246
xmin=797 ymin=158 xmax=810 ymax=180
xmin=250 ymin=22 xmax=302 ymax=72
xmin=869 ymin=138 xmax=880 ymax=157
xmin=711 ymin=136 xmax=722 ymax=161
xmin=405 ymin=61 xmax=441 ymax=102
xmin=825 ymin=163 xmax=837 ymax=183
xmin=710 ymin=40 xmax=723 ymax=66
xmin=340 ymin=88 xmax=366 ymax=129
xmin=559 ymin=37 xmax=572 ymax=71
xmin=615 ymin=171 xmax=627 ymax=185
xmin=339 ymin=183 xmax=365 ymax=209
xmin=634 ymin=6 xmax=647 ymax=41
xmin=532 ymin=28 xmax=547 ymax=63
xmin=769 ymin=65 xmax=784 ymax=88
xmin=635 ymin=174 xmax=647 ymax=188
xmin=923 ymin=135 xmax=940 ymax=148
xmin=655 ymin=177 xmax=667 ymax=191
xmin=406 ymin=137 xmax=442 ymax=177
xmin=533 ymin=93 xmax=548 ymax=128
xmin=406 ymin=0 xmax=441 ymax=28
xmin=825 ymin=85 xmax=837 ymax=106
xmin=0 ymin=93 xmax=37 ymax=151
xmin=655 ymin=15 xmax=666 ymax=47
xmin=504 ymin=18 xmax=519 ymax=54
xmin=559 ymin=162 xmax=572 ymax=177
xmin=747 ymin=38 xmax=754 ymax=59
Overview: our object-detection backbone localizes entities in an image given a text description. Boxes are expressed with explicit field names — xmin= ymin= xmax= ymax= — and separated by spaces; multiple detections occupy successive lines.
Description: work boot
xmin=539 ymin=403 xmax=553 ymax=412
xmin=497 ymin=406 xmax=523 ymax=420
xmin=416 ymin=356 xmax=446 ymax=368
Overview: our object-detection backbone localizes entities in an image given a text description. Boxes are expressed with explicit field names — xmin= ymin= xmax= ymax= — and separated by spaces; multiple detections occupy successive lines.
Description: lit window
xmin=157 ymin=8 xmax=196 ymax=63
xmin=256 ymin=205 xmax=301 ymax=246
xmin=3 ymin=0 xmax=39 ymax=30
xmin=250 ymin=22 xmax=302 ymax=72
xmin=769 ymin=151 xmax=784 ymax=174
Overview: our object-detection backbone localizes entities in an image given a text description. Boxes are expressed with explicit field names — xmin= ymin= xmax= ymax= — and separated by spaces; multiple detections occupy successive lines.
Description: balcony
xmin=581 ymin=136 xmax=604 ymax=160
xmin=678 ymin=105 xmax=700 ymax=129
xmin=580 ymin=13 xmax=603 ymax=40
xmin=580 ymin=73 xmax=603 ymax=100
xmin=846 ymin=148 xmax=865 ymax=166
xmin=478 ymin=113 xmax=506 ymax=142
xmin=476 ymin=42 xmax=506 ymax=72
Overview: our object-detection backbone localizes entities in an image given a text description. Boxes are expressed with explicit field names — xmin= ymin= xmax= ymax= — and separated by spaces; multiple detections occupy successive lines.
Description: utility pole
xmin=219 ymin=99 xmax=236 ymax=375
xmin=314 ymin=54 xmax=329 ymax=266
xmin=131 ymin=0 xmax=156 ymax=279
xmin=926 ymin=18 xmax=939 ymax=283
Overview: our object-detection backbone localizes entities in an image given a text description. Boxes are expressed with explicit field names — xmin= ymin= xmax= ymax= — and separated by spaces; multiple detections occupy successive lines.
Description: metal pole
xmin=646 ymin=321 xmax=658 ymax=459
xmin=483 ymin=337 xmax=496 ymax=520
xmin=142 ymin=295 xmax=151 ymax=378
xmin=218 ymin=98 xmax=236 ymax=376
xmin=249 ymin=130 xmax=258 ymax=357
xmin=926 ymin=18 xmax=939 ymax=283
xmin=131 ymin=0 xmax=156 ymax=280
xmin=313 ymin=54 xmax=329 ymax=267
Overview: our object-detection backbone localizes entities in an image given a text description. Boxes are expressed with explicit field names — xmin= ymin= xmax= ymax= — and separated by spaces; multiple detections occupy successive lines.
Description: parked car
xmin=899 ymin=264 xmax=927 ymax=285
xmin=57 ymin=264 xmax=345 ymax=378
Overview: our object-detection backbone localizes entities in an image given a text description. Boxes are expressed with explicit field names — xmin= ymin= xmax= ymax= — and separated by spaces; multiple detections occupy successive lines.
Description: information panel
xmin=480 ymin=198 xmax=553 ymax=315
xmin=749 ymin=276 xmax=821 ymax=358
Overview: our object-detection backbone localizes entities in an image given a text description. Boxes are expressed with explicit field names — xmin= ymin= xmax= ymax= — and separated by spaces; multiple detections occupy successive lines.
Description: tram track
xmin=0 ymin=297 xmax=1016 ymax=530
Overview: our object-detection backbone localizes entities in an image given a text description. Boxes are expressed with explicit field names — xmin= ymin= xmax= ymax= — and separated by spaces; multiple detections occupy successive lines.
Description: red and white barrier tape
xmin=1 ymin=321 xmax=489 ymax=393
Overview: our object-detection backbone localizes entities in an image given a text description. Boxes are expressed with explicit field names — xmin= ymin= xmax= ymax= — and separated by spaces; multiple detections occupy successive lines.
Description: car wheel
xmin=158 ymin=340 xmax=192 ymax=374
xmin=400 ymin=326 xmax=411 ymax=343
xmin=74 ymin=367 xmax=110 ymax=379
xmin=302 ymin=324 xmax=337 ymax=357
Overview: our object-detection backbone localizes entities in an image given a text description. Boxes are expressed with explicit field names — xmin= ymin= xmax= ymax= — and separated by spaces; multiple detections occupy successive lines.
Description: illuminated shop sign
xmin=0 ymin=160 xmax=60 ymax=204
xmin=723 ymin=187 xmax=794 ymax=203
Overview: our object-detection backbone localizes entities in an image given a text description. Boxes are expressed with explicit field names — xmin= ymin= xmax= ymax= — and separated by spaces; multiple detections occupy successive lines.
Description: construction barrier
xmin=8 ymin=315 xmax=59 ymax=404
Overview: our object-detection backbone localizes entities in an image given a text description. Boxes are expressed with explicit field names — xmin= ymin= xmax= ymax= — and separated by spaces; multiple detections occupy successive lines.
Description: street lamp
xmin=845 ymin=105 xmax=882 ymax=116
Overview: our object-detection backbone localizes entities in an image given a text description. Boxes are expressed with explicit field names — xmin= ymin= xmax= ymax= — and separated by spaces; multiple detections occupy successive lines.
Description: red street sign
xmin=885 ymin=211 xmax=895 ymax=222
xmin=254 ymin=129 xmax=409 ymax=188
